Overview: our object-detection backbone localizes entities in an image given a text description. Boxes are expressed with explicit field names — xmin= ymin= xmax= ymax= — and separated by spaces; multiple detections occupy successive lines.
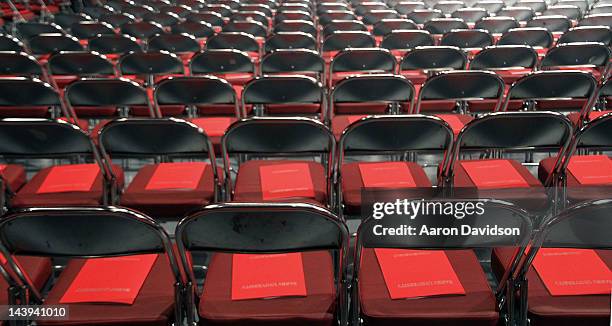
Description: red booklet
xmin=259 ymin=163 xmax=315 ymax=200
xmin=461 ymin=160 xmax=530 ymax=189
xmin=359 ymin=162 xmax=416 ymax=188
xmin=60 ymin=254 xmax=158 ymax=304
xmin=532 ymin=248 xmax=612 ymax=296
xmin=567 ymin=155 xmax=612 ymax=185
xmin=191 ymin=117 xmax=233 ymax=137
xmin=374 ymin=248 xmax=466 ymax=299
xmin=145 ymin=162 xmax=207 ymax=190
xmin=231 ymin=253 xmax=307 ymax=300
xmin=37 ymin=164 xmax=100 ymax=194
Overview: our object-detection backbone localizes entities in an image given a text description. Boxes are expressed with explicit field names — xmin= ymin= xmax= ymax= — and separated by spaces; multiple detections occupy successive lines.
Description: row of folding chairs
xmin=0 ymin=199 xmax=609 ymax=325
xmin=0 ymin=110 xmax=609 ymax=219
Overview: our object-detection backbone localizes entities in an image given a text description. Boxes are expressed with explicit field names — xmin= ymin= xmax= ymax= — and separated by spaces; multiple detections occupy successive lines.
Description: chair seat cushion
xmin=359 ymin=248 xmax=498 ymax=326
xmin=233 ymin=160 xmax=328 ymax=204
xmin=453 ymin=159 xmax=549 ymax=212
xmin=341 ymin=162 xmax=432 ymax=215
xmin=120 ymin=163 xmax=221 ymax=217
xmin=334 ymin=102 xmax=391 ymax=115
xmin=39 ymin=254 xmax=175 ymax=326
xmin=492 ymin=248 xmax=612 ymax=326
xmin=0 ymin=164 xmax=26 ymax=193
xmin=0 ymin=256 xmax=52 ymax=305
xmin=12 ymin=164 xmax=124 ymax=207
xmin=198 ymin=251 xmax=336 ymax=326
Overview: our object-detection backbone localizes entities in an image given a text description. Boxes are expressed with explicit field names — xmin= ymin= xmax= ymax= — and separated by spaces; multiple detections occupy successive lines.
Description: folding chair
xmin=423 ymin=18 xmax=468 ymax=37
xmin=498 ymin=6 xmax=536 ymax=24
xmin=590 ymin=3 xmax=612 ymax=14
xmin=498 ymin=27 xmax=554 ymax=56
xmin=394 ymin=1 xmax=426 ymax=15
xmin=474 ymin=16 xmax=519 ymax=39
xmin=372 ymin=18 xmax=418 ymax=39
xmin=440 ymin=29 xmax=493 ymax=56
xmin=206 ymin=32 xmax=261 ymax=62
xmin=65 ymin=78 xmax=154 ymax=119
xmin=171 ymin=21 xmax=215 ymax=41
xmin=186 ymin=11 xmax=224 ymax=28
xmin=0 ymin=51 xmax=45 ymax=80
xmin=579 ymin=13 xmax=612 ymax=28
xmin=354 ymin=199 xmax=533 ymax=326
xmin=53 ymin=12 xmax=89 ymax=30
xmin=0 ymin=206 xmax=182 ymax=325
xmin=501 ymin=71 xmax=598 ymax=117
xmin=558 ymin=0 xmax=587 ymax=13
xmin=474 ymin=0 xmax=504 ymax=14
xmin=318 ymin=10 xmax=358 ymax=25
xmin=120 ymin=21 xmax=164 ymax=41
xmin=514 ymin=200 xmax=612 ymax=326
xmin=14 ymin=22 xmax=63 ymax=41
xmin=452 ymin=7 xmax=488 ymax=25
xmin=557 ymin=26 xmax=612 ymax=45
xmin=264 ymin=32 xmax=316 ymax=52
xmin=336 ymin=115 xmax=453 ymax=216
xmin=434 ymin=0 xmax=464 ymax=14
xmin=0 ymin=77 xmax=75 ymax=122
xmin=380 ymin=30 xmax=434 ymax=60
xmin=190 ymin=49 xmax=256 ymax=98
xmin=447 ymin=111 xmax=573 ymax=211
xmin=274 ymin=19 xmax=317 ymax=35
xmin=329 ymin=74 xmax=415 ymax=138
xmin=399 ymin=46 xmax=467 ymax=85
xmin=160 ymin=4 xmax=192 ymax=18
xmin=260 ymin=49 xmax=323 ymax=81
xmin=176 ymin=203 xmax=349 ymax=326
xmin=143 ymin=12 xmax=180 ymax=28
xmin=470 ymin=45 xmax=538 ymax=84
xmin=0 ymin=34 xmax=24 ymax=52
xmin=322 ymin=31 xmax=377 ymax=64
xmin=406 ymin=8 xmax=443 ymax=24
xmin=87 ymin=35 xmax=143 ymax=61
xmin=222 ymin=118 xmax=335 ymax=205
xmin=99 ymin=118 xmax=222 ymax=216
xmin=322 ymin=20 xmax=368 ymax=38
xmin=148 ymin=34 xmax=201 ymax=63
xmin=543 ymin=5 xmax=582 ymax=20
xmin=328 ymin=48 xmax=396 ymax=87
xmin=526 ymin=15 xmax=572 ymax=35
xmin=0 ymin=119 xmax=121 ymax=207
xmin=540 ymin=42 xmax=611 ymax=81
xmin=230 ymin=11 xmax=269 ymax=27
xmin=361 ymin=10 xmax=401 ymax=25
xmin=99 ymin=12 xmax=135 ymax=28
xmin=69 ymin=21 xmax=116 ymax=42
xmin=152 ymin=76 xmax=239 ymax=146
xmin=27 ymin=33 xmax=84 ymax=60
xmin=242 ymin=75 xmax=324 ymax=118
xmin=47 ymin=51 xmax=116 ymax=90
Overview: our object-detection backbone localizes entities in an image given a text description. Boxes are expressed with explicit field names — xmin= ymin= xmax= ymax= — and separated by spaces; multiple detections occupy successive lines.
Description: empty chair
xmin=142 ymin=12 xmax=180 ymax=27
xmin=501 ymin=71 xmax=598 ymax=115
xmin=406 ymin=9 xmax=443 ymax=24
xmin=0 ymin=77 xmax=73 ymax=121
xmin=99 ymin=118 xmax=221 ymax=216
xmin=440 ymin=29 xmax=493 ymax=52
xmin=119 ymin=51 xmax=184 ymax=89
xmin=354 ymin=200 xmax=532 ymax=326
xmin=381 ymin=30 xmax=435 ymax=58
xmin=176 ymin=203 xmax=349 ymax=326
xmin=186 ymin=11 xmax=225 ymax=27
xmin=323 ymin=20 xmax=368 ymax=37
xmin=88 ymin=35 xmax=143 ymax=60
xmin=190 ymin=50 xmax=256 ymax=94
xmin=557 ymin=26 xmax=612 ymax=45
xmin=0 ymin=51 xmax=45 ymax=80
xmin=264 ymin=32 xmax=316 ymax=52
xmin=0 ymin=34 xmax=24 ymax=52
xmin=329 ymin=48 xmax=396 ymax=87
xmin=361 ymin=10 xmax=401 ymax=25
xmin=27 ymin=34 xmax=84 ymax=58
xmin=160 ymin=4 xmax=192 ymax=17
xmin=0 ymin=119 xmax=121 ymax=207
xmin=321 ymin=31 xmax=376 ymax=62
xmin=337 ymin=116 xmax=453 ymax=216
xmin=0 ymin=206 xmax=181 ymax=325
xmin=452 ymin=7 xmax=488 ymax=24
xmin=222 ymin=118 xmax=335 ymax=204
xmin=274 ymin=10 xmax=312 ymax=22
xmin=242 ymin=75 xmax=324 ymax=117
xmin=590 ymin=3 xmax=612 ymax=14
xmin=448 ymin=112 xmax=572 ymax=211
xmin=70 ymin=21 xmax=116 ymax=41
xmin=65 ymin=78 xmax=154 ymax=118
xmin=498 ymin=7 xmax=535 ymax=23
xmin=394 ymin=1 xmax=426 ymax=15
xmin=120 ymin=21 xmax=164 ymax=40
xmin=230 ymin=11 xmax=269 ymax=26
xmin=206 ymin=33 xmax=261 ymax=61
xmin=558 ymin=0 xmax=588 ymax=13
xmin=526 ymin=15 xmax=572 ymax=33
xmin=15 ymin=22 xmax=63 ymax=41
xmin=543 ymin=5 xmax=582 ymax=20
xmin=171 ymin=21 xmax=215 ymax=40
xmin=319 ymin=10 xmax=358 ymax=25
xmin=423 ymin=18 xmax=468 ymax=35
xmin=474 ymin=0 xmax=505 ymax=14
xmin=474 ymin=16 xmax=519 ymax=36
xmin=99 ymin=12 xmax=135 ymax=28
xmin=274 ymin=20 xmax=318 ymax=35
xmin=53 ymin=12 xmax=89 ymax=30
xmin=578 ymin=13 xmax=612 ymax=28
xmin=434 ymin=0 xmax=465 ymax=13
xmin=329 ymin=74 xmax=415 ymax=137
xmin=470 ymin=45 xmax=538 ymax=84
xmin=540 ymin=42 xmax=611 ymax=81
xmin=399 ymin=46 xmax=467 ymax=85
xmin=47 ymin=51 xmax=116 ymax=89
xmin=372 ymin=19 xmax=419 ymax=37
xmin=498 ymin=28 xmax=554 ymax=55
xmin=223 ymin=20 xmax=268 ymax=39
xmin=148 ymin=34 xmax=201 ymax=61
xmin=261 ymin=49 xmax=325 ymax=80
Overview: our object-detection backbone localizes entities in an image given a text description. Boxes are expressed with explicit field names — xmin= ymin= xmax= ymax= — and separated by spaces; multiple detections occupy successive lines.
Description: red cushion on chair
xmin=0 ymin=256 xmax=52 ymax=305
xmin=400 ymin=71 xmax=428 ymax=85
xmin=453 ymin=159 xmax=549 ymax=211
xmin=233 ymin=160 xmax=328 ymax=204
xmin=334 ymin=102 xmax=390 ymax=115
xmin=12 ymin=164 xmax=124 ymax=207
xmin=491 ymin=248 xmax=612 ymax=326
xmin=0 ymin=106 xmax=50 ymax=117
xmin=120 ymin=163 xmax=221 ymax=217
xmin=0 ymin=164 xmax=26 ymax=193
xmin=198 ymin=251 xmax=337 ymax=326
xmin=411 ymin=84 xmax=457 ymax=113
xmin=190 ymin=117 xmax=236 ymax=153
xmin=38 ymin=254 xmax=176 ymax=326
xmin=359 ymin=248 xmax=498 ymax=326
xmin=341 ymin=162 xmax=432 ymax=214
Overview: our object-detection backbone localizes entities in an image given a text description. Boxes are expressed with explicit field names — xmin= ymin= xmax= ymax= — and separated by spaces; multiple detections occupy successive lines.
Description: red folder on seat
xmin=60 ymin=254 xmax=158 ymax=304
xmin=374 ymin=248 xmax=466 ymax=299
xmin=231 ymin=253 xmax=307 ymax=300
xmin=259 ymin=163 xmax=315 ymax=200
xmin=532 ymin=248 xmax=612 ymax=296
xmin=567 ymin=155 xmax=612 ymax=185
xmin=461 ymin=160 xmax=530 ymax=189
xmin=145 ymin=162 xmax=207 ymax=190
xmin=191 ymin=117 xmax=233 ymax=137
xmin=37 ymin=164 xmax=100 ymax=194
xmin=359 ymin=162 xmax=416 ymax=188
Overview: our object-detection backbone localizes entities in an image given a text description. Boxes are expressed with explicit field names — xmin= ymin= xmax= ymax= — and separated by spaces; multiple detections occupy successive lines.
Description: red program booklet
xmin=532 ymin=248 xmax=612 ymax=296
xmin=259 ymin=163 xmax=315 ymax=200
xmin=359 ymin=162 xmax=416 ymax=188
xmin=374 ymin=248 xmax=465 ymax=299
xmin=37 ymin=164 xmax=100 ymax=194
xmin=145 ymin=162 xmax=207 ymax=190
xmin=232 ymin=253 xmax=307 ymax=300
xmin=567 ymin=155 xmax=612 ymax=185
xmin=461 ymin=160 xmax=530 ymax=189
xmin=191 ymin=117 xmax=233 ymax=137
xmin=60 ymin=254 xmax=158 ymax=304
